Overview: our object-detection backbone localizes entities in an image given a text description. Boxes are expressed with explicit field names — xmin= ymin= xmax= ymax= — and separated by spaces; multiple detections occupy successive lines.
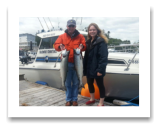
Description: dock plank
xmin=20 ymin=89 xmax=65 ymax=106
xmin=20 ymin=86 xmax=49 ymax=97
xmin=20 ymin=87 xmax=58 ymax=100
xmin=19 ymin=80 xmax=114 ymax=106
xmin=31 ymin=93 xmax=66 ymax=106
xmin=43 ymin=96 xmax=66 ymax=106
xmin=19 ymin=80 xmax=42 ymax=91
xmin=20 ymin=91 xmax=60 ymax=106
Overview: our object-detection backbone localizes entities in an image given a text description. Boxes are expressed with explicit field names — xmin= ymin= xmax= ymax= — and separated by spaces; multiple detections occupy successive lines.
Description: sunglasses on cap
xmin=68 ymin=25 xmax=75 ymax=27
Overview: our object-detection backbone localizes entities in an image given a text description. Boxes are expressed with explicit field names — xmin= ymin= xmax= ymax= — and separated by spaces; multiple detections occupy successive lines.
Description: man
xmin=54 ymin=19 xmax=86 ymax=106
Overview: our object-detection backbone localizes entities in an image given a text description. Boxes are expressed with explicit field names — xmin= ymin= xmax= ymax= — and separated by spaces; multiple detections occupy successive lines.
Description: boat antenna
xmin=80 ymin=17 xmax=82 ymax=25
xmin=43 ymin=17 xmax=50 ymax=31
xmin=57 ymin=17 xmax=60 ymax=28
xmin=58 ymin=22 xmax=60 ymax=28
xmin=75 ymin=17 xmax=78 ymax=22
xmin=48 ymin=17 xmax=54 ymax=29
xmin=37 ymin=17 xmax=44 ymax=30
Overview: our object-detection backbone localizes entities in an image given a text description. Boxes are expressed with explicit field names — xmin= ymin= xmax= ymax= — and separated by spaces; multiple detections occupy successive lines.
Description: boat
xmin=19 ymin=30 xmax=139 ymax=100
xmin=108 ymin=48 xmax=115 ymax=52
xmin=19 ymin=50 xmax=31 ymax=64
xmin=27 ymin=51 xmax=37 ymax=59
xmin=108 ymin=44 xmax=139 ymax=53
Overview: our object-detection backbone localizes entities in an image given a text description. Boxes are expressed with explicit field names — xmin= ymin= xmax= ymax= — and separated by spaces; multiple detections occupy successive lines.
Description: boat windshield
xmin=39 ymin=35 xmax=87 ymax=49
xmin=39 ymin=36 xmax=59 ymax=49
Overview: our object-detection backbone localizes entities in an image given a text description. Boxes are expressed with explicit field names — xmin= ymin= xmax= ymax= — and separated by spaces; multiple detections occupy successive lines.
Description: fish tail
xmin=78 ymin=83 xmax=84 ymax=93
xmin=83 ymin=84 xmax=85 ymax=88
xmin=78 ymin=83 xmax=84 ymax=89
xmin=82 ymin=84 xmax=85 ymax=88
xmin=61 ymin=85 xmax=67 ymax=91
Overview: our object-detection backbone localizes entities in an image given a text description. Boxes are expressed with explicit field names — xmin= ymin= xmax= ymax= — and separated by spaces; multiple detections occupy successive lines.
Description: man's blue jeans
xmin=65 ymin=62 xmax=79 ymax=102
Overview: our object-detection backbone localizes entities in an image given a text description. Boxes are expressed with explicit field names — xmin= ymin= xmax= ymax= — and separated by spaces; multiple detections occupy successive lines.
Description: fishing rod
xmin=43 ymin=17 xmax=50 ymax=31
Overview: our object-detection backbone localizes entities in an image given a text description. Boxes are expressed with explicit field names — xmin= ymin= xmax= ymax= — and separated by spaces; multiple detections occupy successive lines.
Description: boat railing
xmin=108 ymin=44 xmax=139 ymax=53
xmin=124 ymin=46 xmax=139 ymax=71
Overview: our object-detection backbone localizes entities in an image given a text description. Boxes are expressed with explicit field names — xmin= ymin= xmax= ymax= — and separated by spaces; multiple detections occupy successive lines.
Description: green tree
xmin=122 ymin=40 xmax=130 ymax=44
xmin=108 ymin=38 xmax=122 ymax=46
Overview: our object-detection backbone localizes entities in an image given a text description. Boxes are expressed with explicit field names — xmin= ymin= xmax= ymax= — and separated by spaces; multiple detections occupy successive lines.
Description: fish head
xmin=62 ymin=49 xmax=67 ymax=57
xmin=62 ymin=49 xmax=70 ymax=57
xmin=74 ymin=48 xmax=80 ymax=55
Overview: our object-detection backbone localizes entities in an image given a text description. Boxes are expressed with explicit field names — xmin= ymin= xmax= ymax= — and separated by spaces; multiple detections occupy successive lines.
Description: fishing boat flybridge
xmin=19 ymin=29 xmax=139 ymax=100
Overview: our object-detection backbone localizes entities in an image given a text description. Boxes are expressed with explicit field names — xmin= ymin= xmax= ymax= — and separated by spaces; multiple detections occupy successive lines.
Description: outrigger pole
xmin=75 ymin=17 xmax=78 ymax=22
xmin=80 ymin=17 xmax=82 ymax=25
xmin=57 ymin=17 xmax=60 ymax=28
xmin=43 ymin=17 xmax=50 ymax=31
xmin=37 ymin=17 xmax=45 ymax=31
xmin=48 ymin=17 xmax=54 ymax=29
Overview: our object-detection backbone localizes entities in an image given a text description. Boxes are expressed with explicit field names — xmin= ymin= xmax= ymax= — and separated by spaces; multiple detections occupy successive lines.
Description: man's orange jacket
xmin=54 ymin=29 xmax=86 ymax=63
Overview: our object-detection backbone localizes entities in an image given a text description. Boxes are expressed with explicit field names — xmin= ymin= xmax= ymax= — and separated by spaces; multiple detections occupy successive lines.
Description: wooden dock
xmin=19 ymin=80 xmax=114 ymax=106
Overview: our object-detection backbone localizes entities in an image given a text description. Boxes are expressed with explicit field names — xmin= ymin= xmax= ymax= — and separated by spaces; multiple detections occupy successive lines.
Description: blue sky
xmin=19 ymin=17 xmax=139 ymax=44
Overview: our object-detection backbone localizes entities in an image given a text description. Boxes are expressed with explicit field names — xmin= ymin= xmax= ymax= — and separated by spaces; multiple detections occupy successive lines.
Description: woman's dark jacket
xmin=83 ymin=36 xmax=108 ymax=78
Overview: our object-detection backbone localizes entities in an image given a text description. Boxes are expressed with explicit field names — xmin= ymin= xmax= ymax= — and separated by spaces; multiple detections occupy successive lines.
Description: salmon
xmin=54 ymin=49 xmax=70 ymax=91
xmin=74 ymin=48 xmax=84 ymax=90
xmin=60 ymin=49 xmax=70 ymax=90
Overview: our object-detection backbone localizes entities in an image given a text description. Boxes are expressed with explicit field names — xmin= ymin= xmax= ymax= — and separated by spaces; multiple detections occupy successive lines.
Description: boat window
xmin=83 ymin=35 xmax=87 ymax=41
xmin=108 ymin=59 xmax=126 ymax=65
xmin=39 ymin=36 xmax=58 ymax=49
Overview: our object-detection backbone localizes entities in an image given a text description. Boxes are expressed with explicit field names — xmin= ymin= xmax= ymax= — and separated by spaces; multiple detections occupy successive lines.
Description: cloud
xmin=19 ymin=17 xmax=139 ymax=44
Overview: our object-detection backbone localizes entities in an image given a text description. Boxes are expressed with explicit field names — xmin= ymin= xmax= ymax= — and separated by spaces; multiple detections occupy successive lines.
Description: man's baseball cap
xmin=67 ymin=19 xmax=76 ymax=26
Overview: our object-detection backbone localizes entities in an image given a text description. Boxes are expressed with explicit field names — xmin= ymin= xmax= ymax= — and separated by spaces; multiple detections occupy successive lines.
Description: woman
xmin=83 ymin=23 xmax=108 ymax=106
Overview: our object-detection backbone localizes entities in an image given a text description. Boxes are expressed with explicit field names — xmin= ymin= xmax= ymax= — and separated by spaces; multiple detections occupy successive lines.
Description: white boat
xmin=19 ymin=30 xmax=139 ymax=100
xmin=108 ymin=48 xmax=115 ymax=52
xmin=27 ymin=51 xmax=37 ymax=59
xmin=19 ymin=50 xmax=32 ymax=64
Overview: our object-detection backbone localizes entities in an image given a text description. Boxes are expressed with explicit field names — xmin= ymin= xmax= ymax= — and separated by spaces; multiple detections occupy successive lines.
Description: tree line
xmin=103 ymin=31 xmax=131 ymax=46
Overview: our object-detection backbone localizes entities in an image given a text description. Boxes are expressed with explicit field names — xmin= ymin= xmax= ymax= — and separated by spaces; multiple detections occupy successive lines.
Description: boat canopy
xmin=37 ymin=31 xmax=64 ymax=38
xmin=37 ymin=30 xmax=88 ymax=38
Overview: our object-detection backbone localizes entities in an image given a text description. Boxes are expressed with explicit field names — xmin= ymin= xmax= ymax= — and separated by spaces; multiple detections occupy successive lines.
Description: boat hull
xmin=19 ymin=68 xmax=139 ymax=100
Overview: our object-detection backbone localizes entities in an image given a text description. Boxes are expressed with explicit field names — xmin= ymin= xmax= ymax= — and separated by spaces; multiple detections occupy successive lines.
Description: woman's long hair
xmin=87 ymin=23 xmax=108 ymax=43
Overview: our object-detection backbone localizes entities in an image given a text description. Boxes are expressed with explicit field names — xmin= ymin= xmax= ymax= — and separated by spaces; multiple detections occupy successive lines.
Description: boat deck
xmin=19 ymin=80 xmax=114 ymax=106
